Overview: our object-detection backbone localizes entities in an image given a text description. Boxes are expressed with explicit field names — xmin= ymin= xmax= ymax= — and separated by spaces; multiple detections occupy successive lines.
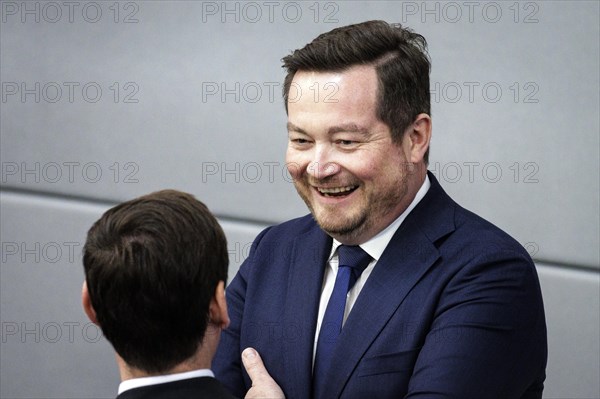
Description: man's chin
xmin=314 ymin=213 xmax=367 ymax=240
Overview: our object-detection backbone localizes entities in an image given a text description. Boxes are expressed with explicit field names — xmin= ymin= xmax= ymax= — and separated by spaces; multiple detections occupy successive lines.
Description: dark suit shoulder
xmin=264 ymin=214 xmax=317 ymax=238
xmin=250 ymin=214 xmax=321 ymax=249
xmin=451 ymin=203 xmax=532 ymax=261
xmin=422 ymin=172 xmax=532 ymax=261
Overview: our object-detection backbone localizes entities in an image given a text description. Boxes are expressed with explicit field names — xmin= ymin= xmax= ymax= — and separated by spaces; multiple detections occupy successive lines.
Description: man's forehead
xmin=292 ymin=65 xmax=378 ymax=86
xmin=290 ymin=66 xmax=379 ymax=108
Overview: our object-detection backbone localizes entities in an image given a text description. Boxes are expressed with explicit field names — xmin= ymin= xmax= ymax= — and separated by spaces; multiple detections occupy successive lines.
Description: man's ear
xmin=406 ymin=113 xmax=432 ymax=163
xmin=208 ymin=281 xmax=229 ymax=330
xmin=81 ymin=281 xmax=99 ymax=325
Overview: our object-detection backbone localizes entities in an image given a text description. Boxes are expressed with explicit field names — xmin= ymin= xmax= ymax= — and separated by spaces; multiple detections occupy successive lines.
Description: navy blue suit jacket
xmin=214 ymin=173 xmax=547 ymax=398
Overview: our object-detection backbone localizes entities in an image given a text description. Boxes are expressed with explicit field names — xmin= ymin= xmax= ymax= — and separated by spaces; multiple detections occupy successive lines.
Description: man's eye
xmin=337 ymin=140 xmax=356 ymax=146
xmin=292 ymin=138 xmax=309 ymax=144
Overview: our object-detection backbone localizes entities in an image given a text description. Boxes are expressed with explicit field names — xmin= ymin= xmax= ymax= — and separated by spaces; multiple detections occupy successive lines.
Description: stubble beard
xmin=292 ymin=179 xmax=365 ymax=239
xmin=293 ymin=174 xmax=409 ymax=243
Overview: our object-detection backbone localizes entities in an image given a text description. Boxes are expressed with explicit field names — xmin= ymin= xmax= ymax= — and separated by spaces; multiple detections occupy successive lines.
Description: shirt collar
xmin=117 ymin=369 xmax=214 ymax=395
xmin=329 ymin=174 xmax=431 ymax=261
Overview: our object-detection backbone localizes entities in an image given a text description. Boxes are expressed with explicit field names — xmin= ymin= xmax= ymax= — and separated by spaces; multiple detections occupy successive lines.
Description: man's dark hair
xmin=83 ymin=190 xmax=228 ymax=373
xmin=282 ymin=20 xmax=431 ymax=163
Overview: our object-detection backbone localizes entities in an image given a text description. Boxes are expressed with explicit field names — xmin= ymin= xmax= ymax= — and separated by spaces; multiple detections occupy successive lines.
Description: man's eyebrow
xmin=286 ymin=122 xmax=369 ymax=135
xmin=286 ymin=122 xmax=305 ymax=133
xmin=328 ymin=123 xmax=369 ymax=135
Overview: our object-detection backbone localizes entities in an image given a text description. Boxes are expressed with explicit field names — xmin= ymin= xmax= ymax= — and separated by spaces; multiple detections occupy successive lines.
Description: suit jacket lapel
xmin=322 ymin=173 xmax=456 ymax=398
xmin=320 ymin=224 xmax=439 ymax=398
xmin=282 ymin=223 xmax=332 ymax=399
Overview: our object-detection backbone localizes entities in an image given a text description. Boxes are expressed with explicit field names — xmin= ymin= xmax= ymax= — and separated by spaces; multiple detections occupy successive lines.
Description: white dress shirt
xmin=312 ymin=175 xmax=431 ymax=362
xmin=117 ymin=369 xmax=215 ymax=395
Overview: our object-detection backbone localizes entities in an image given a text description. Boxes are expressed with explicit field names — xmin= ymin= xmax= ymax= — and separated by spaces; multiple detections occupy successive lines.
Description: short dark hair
xmin=83 ymin=190 xmax=228 ymax=373
xmin=282 ymin=20 xmax=431 ymax=163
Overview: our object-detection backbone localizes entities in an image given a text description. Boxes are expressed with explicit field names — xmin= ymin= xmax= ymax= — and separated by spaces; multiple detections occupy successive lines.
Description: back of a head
xmin=83 ymin=190 xmax=228 ymax=374
xmin=282 ymin=20 xmax=431 ymax=162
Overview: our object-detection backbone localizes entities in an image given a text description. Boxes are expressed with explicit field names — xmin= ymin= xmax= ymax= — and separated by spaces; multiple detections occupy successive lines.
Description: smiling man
xmin=214 ymin=21 xmax=547 ymax=398
xmin=285 ymin=65 xmax=429 ymax=246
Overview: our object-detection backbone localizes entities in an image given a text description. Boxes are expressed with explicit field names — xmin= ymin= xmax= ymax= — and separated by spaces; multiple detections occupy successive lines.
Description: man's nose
xmin=307 ymin=149 xmax=340 ymax=180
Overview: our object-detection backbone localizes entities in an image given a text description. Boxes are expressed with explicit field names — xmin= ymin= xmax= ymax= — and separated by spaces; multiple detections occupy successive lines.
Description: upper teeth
xmin=318 ymin=186 xmax=356 ymax=194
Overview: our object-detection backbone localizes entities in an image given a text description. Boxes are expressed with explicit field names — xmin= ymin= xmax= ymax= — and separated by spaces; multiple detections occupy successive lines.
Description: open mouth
xmin=316 ymin=185 xmax=358 ymax=197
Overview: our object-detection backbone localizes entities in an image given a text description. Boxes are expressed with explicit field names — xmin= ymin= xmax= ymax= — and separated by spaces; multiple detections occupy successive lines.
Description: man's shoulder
xmin=422 ymin=173 xmax=531 ymax=260
xmin=444 ymin=201 xmax=533 ymax=263
xmin=254 ymin=214 xmax=320 ymax=244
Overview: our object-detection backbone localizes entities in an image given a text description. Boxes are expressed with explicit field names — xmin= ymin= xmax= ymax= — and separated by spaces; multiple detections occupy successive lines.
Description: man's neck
xmin=116 ymin=349 xmax=212 ymax=381
xmin=332 ymin=170 xmax=427 ymax=245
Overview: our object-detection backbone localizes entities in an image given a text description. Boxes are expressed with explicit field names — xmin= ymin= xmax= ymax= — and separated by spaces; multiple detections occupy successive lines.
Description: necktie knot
xmin=337 ymin=245 xmax=372 ymax=286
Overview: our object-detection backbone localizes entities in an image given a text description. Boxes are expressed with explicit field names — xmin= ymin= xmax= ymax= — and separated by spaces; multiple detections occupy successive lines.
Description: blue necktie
xmin=313 ymin=245 xmax=372 ymax=399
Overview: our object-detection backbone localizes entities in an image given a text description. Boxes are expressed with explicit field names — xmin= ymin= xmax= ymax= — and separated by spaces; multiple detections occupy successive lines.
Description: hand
xmin=242 ymin=347 xmax=285 ymax=399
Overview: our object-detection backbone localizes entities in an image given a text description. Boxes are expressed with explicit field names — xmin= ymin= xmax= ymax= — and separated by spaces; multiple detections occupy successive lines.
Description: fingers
xmin=242 ymin=347 xmax=267 ymax=381
xmin=242 ymin=347 xmax=285 ymax=399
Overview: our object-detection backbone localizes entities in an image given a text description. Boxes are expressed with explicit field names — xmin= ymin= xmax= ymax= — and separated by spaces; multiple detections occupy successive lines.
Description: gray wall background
xmin=1 ymin=1 xmax=598 ymax=398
